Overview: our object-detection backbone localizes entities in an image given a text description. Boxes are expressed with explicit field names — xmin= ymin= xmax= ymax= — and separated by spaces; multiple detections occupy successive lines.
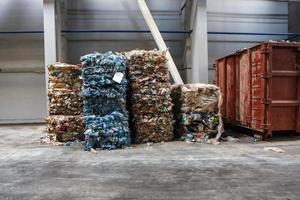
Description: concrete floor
xmin=0 ymin=125 xmax=300 ymax=200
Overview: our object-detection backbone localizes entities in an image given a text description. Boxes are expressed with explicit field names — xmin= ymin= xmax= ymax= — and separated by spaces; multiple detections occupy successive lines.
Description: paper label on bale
xmin=113 ymin=72 xmax=124 ymax=84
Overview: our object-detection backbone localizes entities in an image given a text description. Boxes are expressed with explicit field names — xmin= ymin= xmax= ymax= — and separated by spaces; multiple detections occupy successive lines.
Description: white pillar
xmin=56 ymin=0 xmax=67 ymax=62
xmin=43 ymin=0 xmax=57 ymax=113
xmin=189 ymin=0 xmax=208 ymax=83
xmin=43 ymin=0 xmax=57 ymax=66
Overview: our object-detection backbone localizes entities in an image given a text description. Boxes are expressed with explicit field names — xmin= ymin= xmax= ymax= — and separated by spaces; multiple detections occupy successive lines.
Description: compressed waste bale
xmin=84 ymin=112 xmax=131 ymax=150
xmin=81 ymin=52 xmax=127 ymax=99
xmin=80 ymin=52 xmax=131 ymax=150
xmin=83 ymin=97 xmax=126 ymax=116
xmin=132 ymin=114 xmax=173 ymax=142
xmin=80 ymin=51 xmax=129 ymax=115
xmin=130 ymin=94 xmax=172 ymax=114
xmin=48 ymin=89 xmax=83 ymax=115
xmin=48 ymin=63 xmax=82 ymax=91
xmin=171 ymin=83 xmax=223 ymax=142
xmin=46 ymin=62 xmax=84 ymax=143
xmin=81 ymin=52 xmax=128 ymax=116
xmin=131 ymin=82 xmax=170 ymax=95
xmin=126 ymin=50 xmax=173 ymax=143
xmin=46 ymin=115 xmax=84 ymax=142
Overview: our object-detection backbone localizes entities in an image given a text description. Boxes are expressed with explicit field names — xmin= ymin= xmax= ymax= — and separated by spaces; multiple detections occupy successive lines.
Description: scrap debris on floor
xmin=264 ymin=146 xmax=285 ymax=153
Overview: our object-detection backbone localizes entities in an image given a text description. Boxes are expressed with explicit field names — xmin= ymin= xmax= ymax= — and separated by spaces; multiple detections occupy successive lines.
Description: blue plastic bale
xmin=81 ymin=51 xmax=128 ymax=115
xmin=83 ymin=97 xmax=127 ymax=116
xmin=81 ymin=52 xmax=127 ymax=73
xmin=84 ymin=112 xmax=131 ymax=150
xmin=81 ymin=51 xmax=127 ymax=98
xmin=81 ymin=52 xmax=130 ymax=150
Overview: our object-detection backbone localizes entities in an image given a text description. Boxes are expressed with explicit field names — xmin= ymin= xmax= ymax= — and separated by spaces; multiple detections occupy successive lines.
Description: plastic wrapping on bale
xmin=46 ymin=115 xmax=84 ymax=142
xmin=48 ymin=63 xmax=82 ymax=91
xmin=171 ymin=83 xmax=223 ymax=142
xmin=48 ymin=89 xmax=83 ymax=115
xmin=126 ymin=50 xmax=173 ymax=143
xmin=84 ymin=112 xmax=131 ymax=150
xmin=81 ymin=52 xmax=131 ymax=150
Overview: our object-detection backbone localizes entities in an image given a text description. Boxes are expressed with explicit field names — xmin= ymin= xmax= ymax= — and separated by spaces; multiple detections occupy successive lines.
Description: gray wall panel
xmin=206 ymin=0 xmax=288 ymax=83
xmin=0 ymin=0 xmax=45 ymax=123
xmin=64 ymin=0 xmax=186 ymax=66
xmin=0 ymin=73 xmax=46 ymax=123
xmin=288 ymin=2 xmax=300 ymax=41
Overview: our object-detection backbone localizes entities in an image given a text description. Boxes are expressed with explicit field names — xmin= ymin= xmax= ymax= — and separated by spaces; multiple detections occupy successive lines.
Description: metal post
xmin=43 ymin=0 xmax=57 ymax=113
xmin=189 ymin=0 xmax=208 ymax=83
xmin=56 ymin=0 xmax=67 ymax=62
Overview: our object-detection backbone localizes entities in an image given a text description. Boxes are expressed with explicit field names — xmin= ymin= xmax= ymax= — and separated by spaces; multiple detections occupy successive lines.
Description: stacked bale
xmin=46 ymin=63 xmax=83 ymax=142
xmin=126 ymin=50 xmax=173 ymax=143
xmin=171 ymin=84 xmax=223 ymax=142
xmin=81 ymin=52 xmax=131 ymax=150
xmin=46 ymin=115 xmax=84 ymax=142
xmin=48 ymin=89 xmax=83 ymax=115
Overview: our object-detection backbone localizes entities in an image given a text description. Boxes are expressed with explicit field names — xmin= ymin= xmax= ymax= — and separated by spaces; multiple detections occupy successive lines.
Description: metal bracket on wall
xmin=260 ymin=123 xmax=270 ymax=130
xmin=261 ymin=98 xmax=271 ymax=105
xmin=260 ymin=48 xmax=270 ymax=54
xmin=261 ymin=73 xmax=271 ymax=79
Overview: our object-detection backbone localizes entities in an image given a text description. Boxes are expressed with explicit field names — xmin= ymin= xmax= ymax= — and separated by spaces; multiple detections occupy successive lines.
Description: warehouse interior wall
xmin=0 ymin=0 xmax=46 ymax=123
xmin=288 ymin=1 xmax=300 ymax=41
xmin=63 ymin=0 xmax=186 ymax=80
xmin=206 ymin=0 xmax=288 ymax=83
xmin=0 ymin=0 xmax=290 ymax=123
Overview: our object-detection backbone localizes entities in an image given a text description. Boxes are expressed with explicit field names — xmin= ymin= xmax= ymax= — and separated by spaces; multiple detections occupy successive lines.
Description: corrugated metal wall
xmin=207 ymin=0 xmax=288 ymax=82
xmin=0 ymin=0 xmax=45 ymax=123
xmin=64 ymin=0 xmax=186 ymax=73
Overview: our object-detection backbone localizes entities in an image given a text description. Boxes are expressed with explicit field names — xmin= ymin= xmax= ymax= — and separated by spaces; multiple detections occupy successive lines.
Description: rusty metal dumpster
xmin=215 ymin=54 xmax=237 ymax=123
xmin=215 ymin=42 xmax=300 ymax=137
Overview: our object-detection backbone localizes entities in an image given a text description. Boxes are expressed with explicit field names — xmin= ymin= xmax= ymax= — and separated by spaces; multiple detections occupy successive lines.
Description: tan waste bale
xmin=126 ymin=50 xmax=173 ymax=143
xmin=48 ymin=89 xmax=83 ymax=115
xmin=46 ymin=115 xmax=84 ymax=142
xmin=171 ymin=83 xmax=223 ymax=142
xmin=46 ymin=62 xmax=84 ymax=143
xmin=48 ymin=63 xmax=82 ymax=91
